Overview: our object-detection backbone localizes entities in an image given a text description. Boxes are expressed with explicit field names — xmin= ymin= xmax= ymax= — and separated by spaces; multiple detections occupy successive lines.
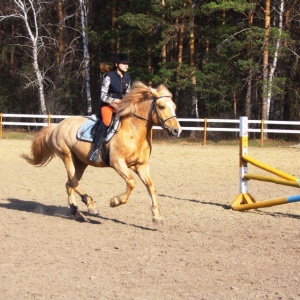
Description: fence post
xmin=260 ymin=119 xmax=264 ymax=147
xmin=47 ymin=114 xmax=51 ymax=125
xmin=203 ymin=118 xmax=208 ymax=145
xmin=0 ymin=113 xmax=2 ymax=139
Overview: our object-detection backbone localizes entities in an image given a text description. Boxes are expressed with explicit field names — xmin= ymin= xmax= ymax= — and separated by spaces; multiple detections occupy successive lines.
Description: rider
xmin=90 ymin=53 xmax=131 ymax=163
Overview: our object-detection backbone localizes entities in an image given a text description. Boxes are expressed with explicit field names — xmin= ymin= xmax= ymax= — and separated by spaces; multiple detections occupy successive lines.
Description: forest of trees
xmin=0 ymin=0 xmax=300 ymax=121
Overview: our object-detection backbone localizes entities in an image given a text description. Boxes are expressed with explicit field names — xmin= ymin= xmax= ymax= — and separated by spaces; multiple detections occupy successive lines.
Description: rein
xmin=132 ymin=96 xmax=177 ymax=129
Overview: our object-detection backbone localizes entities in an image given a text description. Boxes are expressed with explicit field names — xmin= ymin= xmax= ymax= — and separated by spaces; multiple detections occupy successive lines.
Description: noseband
xmin=133 ymin=95 xmax=177 ymax=129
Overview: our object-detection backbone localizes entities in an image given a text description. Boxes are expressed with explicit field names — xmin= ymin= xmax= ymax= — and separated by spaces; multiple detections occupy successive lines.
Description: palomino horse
xmin=22 ymin=81 xmax=182 ymax=223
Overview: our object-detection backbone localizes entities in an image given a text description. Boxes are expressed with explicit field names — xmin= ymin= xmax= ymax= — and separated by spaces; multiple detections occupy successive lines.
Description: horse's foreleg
xmin=110 ymin=161 xmax=135 ymax=207
xmin=136 ymin=164 xmax=162 ymax=224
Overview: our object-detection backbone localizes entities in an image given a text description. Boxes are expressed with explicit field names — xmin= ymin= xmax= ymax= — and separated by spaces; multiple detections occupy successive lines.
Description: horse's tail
xmin=21 ymin=125 xmax=56 ymax=166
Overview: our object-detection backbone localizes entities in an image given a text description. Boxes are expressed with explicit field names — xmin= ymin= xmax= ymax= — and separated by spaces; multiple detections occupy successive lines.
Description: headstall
xmin=133 ymin=96 xmax=177 ymax=129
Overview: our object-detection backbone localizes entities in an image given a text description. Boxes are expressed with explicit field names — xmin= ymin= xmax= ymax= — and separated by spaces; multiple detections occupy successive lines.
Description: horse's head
xmin=150 ymin=85 xmax=182 ymax=137
xmin=116 ymin=81 xmax=182 ymax=137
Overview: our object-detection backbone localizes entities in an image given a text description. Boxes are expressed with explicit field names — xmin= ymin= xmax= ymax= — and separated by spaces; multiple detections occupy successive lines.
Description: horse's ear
xmin=149 ymin=86 xmax=159 ymax=98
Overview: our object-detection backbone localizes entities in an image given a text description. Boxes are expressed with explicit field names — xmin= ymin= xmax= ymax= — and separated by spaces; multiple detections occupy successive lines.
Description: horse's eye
xmin=158 ymin=105 xmax=165 ymax=110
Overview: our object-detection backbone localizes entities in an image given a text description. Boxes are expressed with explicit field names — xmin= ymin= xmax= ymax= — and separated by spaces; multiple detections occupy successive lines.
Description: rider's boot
xmin=89 ymin=121 xmax=108 ymax=163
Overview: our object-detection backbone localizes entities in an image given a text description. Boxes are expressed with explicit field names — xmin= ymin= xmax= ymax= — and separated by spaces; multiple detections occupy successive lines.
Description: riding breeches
xmin=101 ymin=106 xmax=114 ymax=126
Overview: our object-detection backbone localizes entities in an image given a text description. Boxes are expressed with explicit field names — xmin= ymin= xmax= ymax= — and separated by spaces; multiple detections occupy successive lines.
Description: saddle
xmin=77 ymin=114 xmax=120 ymax=143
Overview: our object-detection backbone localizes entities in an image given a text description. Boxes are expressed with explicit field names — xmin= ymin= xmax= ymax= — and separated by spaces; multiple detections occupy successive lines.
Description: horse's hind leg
xmin=62 ymin=153 xmax=97 ymax=220
xmin=66 ymin=182 xmax=86 ymax=220
xmin=72 ymin=156 xmax=98 ymax=215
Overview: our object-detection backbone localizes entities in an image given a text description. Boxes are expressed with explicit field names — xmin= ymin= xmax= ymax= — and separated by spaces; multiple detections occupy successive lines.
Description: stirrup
xmin=90 ymin=149 xmax=100 ymax=163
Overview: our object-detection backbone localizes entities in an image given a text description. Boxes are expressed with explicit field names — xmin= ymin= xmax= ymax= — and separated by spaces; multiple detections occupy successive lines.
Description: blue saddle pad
xmin=77 ymin=118 xmax=96 ymax=142
xmin=77 ymin=116 xmax=120 ymax=143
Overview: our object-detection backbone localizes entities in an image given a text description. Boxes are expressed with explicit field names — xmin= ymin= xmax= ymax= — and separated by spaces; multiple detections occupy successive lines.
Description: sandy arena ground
xmin=0 ymin=138 xmax=299 ymax=299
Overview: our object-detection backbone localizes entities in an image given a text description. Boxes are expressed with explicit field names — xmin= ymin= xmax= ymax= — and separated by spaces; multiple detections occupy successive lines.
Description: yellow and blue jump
xmin=231 ymin=116 xmax=300 ymax=211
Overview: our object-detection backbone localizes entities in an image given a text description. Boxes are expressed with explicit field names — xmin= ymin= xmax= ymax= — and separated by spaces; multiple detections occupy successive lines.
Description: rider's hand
xmin=111 ymin=99 xmax=121 ymax=109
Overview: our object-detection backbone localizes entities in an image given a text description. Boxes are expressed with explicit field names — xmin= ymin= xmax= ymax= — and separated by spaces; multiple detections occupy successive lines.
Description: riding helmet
xmin=113 ymin=53 xmax=130 ymax=64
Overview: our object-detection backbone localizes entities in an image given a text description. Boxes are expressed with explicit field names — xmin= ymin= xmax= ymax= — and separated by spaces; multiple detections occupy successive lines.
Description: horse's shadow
xmin=244 ymin=209 xmax=300 ymax=219
xmin=0 ymin=198 xmax=71 ymax=219
xmin=0 ymin=198 xmax=157 ymax=230
xmin=159 ymin=194 xmax=300 ymax=219
xmin=159 ymin=193 xmax=231 ymax=209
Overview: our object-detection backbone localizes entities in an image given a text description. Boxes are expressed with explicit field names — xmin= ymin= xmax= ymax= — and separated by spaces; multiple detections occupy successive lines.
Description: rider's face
xmin=116 ymin=62 xmax=129 ymax=73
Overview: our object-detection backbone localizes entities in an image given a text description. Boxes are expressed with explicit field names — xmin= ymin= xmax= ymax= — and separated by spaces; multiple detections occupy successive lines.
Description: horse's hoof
xmin=152 ymin=217 xmax=163 ymax=225
xmin=73 ymin=210 xmax=88 ymax=222
xmin=110 ymin=197 xmax=119 ymax=207
xmin=87 ymin=207 xmax=98 ymax=215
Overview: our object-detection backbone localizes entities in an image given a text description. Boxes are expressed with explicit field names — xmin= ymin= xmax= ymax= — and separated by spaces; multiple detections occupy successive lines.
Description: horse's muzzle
xmin=168 ymin=126 xmax=182 ymax=137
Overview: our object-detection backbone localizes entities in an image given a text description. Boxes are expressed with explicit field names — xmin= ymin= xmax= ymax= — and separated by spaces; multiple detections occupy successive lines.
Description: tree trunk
xmin=56 ymin=1 xmax=65 ymax=68
xmin=188 ymin=0 xmax=199 ymax=119
xmin=262 ymin=0 xmax=271 ymax=122
xmin=161 ymin=0 xmax=167 ymax=63
xmin=266 ymin=0 xmax=284 ymax=119
xmin=112 ymin=0 xmax=120 ymax=52
xmin=245 ymin=1 xmax=254 ymax=118
xmin=245 ymin=72 xmax=252 ymax=117
xmin=147 ymin=39 xmax=152 ymax=84
xmin=19 ymin=0 xmax=47 ymax=114
xmin=33 ymin=46 xmax=47 ymax=114
xmin=79 ymin=0 xmax=92 ymax=114
xmin=10 ymin=23 xmax=15 ymax=75
xmin=177 ymin=21 xmax=184 ymax=66
xmin=233 ymin=89 xmax=237 ymax=118
xmin=174 ymin=16 xmax=184 ymax=105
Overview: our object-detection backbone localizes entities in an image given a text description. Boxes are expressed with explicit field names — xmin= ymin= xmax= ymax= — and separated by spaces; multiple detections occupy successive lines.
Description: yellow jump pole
xmin=242 ymin=155 xmax=299 ymax=182
xmin=244 ymin=174 xmax=300 ymax=188
xmin=232 ymin=194 xmax=300 ymax=211
xmin=231 ymin=116 xmax=256 ymax=208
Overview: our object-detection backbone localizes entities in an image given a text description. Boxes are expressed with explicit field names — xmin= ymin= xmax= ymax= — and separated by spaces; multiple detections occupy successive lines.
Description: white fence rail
xmin=1 ymin=113 xmax=300 ymax=145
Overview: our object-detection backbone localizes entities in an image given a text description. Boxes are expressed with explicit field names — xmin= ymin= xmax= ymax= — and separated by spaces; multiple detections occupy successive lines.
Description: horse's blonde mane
xmin=115 ymin=81 xmax=172 ymax=117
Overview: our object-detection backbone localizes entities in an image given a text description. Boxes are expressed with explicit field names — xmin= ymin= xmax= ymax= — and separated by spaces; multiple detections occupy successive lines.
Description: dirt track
xmin=0 ymin=139 xmax=300 ymax=299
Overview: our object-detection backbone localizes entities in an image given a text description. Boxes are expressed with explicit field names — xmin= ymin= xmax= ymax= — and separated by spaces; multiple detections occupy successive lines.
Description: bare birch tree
xmin=0 ymin=0 xmax=49 ymax=114
xmin=245 ymin=0 xmax=254 ymax=118
xmin=266 ymin=0 xmax=284 ymax=118
xmin=187 ymin=0 xmax=199 ymax=119
xmin=261 ymin=0 xmax=285 ymax=138
xmin=262 ymin=0 xmax=271 ymax=121
xmin=79 ymin=0 xmax=92 ymax=114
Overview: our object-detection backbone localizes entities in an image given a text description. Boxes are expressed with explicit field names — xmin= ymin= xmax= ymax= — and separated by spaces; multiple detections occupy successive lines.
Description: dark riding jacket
xmin=100 ymin=70 xmax=131 ymax=106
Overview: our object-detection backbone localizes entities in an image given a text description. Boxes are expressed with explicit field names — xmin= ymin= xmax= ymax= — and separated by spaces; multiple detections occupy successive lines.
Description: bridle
xmin=132 ymin=95 xmax=177 ymax=129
